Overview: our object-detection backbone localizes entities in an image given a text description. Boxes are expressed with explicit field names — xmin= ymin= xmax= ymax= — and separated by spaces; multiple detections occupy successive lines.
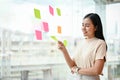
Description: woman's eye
xmin=85 ymin=24 xmax=90 ymax=27
xmin=86 ymin=26 xmax=89 ymax=27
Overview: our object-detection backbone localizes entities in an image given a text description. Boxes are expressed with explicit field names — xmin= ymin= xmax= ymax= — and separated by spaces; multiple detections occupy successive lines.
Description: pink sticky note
xmin=42 ymin=22 xmax=49 ymax=32
xmin=35 ymin=30 xmax=42 ymax=40
xmin=49 ymin=5 xmax=54 ymax=16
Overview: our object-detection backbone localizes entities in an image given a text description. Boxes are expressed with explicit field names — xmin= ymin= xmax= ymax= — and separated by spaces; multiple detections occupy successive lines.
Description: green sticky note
xmin=34 ymin=8 xmax=41 ymax=19
xmin=63 ymin=40 xmax=67 ymax=46
xmin=50 ymin=36 xmax=58 ymax=41
xmin=56 ymin=8 xmax=61 ymax=16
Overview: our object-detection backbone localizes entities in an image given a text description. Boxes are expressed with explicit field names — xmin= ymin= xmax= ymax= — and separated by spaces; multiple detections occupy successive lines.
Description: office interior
xmin=0 ymin=0 xmax=120 ymax=80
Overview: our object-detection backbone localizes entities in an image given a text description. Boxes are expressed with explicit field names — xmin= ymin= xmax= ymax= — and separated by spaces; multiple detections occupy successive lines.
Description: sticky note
xmin=49 ymin=5 xmax=54 ymax=16
xmin=63 ymin=40 xmax=67 ymax=46
xmin=42 ymin=22 xmax=49 ymax=32
xmin=35 ymin=30 xmax=42 ymax=40
xmin=34 ymin=8 xmax=41 ymax=19
xmin=57 ymin=26 xmax=62 ymax=34
xmin=50 ymin=36 xmax=58 ymax=41
xmin=56 ymin=8 xmax=61 ymax=16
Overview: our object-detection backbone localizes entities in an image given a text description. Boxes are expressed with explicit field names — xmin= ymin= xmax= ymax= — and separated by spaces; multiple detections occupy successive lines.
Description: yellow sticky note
xmin=34 ymin=8 xmax=41 ymax=19
xmin=63 ymin=40 xmax=67 ymax=46
xmin=56 ymin=8 xmax=61 ymax=16
xmin=50 ymin=36 xmax=58 ymax=41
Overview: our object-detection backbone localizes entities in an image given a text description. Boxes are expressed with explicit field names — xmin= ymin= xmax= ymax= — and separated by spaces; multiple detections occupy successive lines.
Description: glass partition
xmin=1 ymin=0 xmax=120 ymax=80
xmin=106 ymin=3 xmax=120 ymax=80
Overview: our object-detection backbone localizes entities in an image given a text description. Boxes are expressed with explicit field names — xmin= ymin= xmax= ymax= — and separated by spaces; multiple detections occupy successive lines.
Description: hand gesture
xmin=58 ymin=41 xmax=67 ymax=53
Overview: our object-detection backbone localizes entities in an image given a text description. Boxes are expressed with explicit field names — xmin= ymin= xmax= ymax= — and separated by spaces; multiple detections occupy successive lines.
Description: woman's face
xmin=82 ymin=18 xmax=96 ymax=39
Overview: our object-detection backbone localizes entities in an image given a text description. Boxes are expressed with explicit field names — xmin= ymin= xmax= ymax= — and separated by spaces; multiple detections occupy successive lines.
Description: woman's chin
xmin=83 ymin=34 xmax=87 ymax=37
xmin=83 ymin=35 xmax=87 ymax=38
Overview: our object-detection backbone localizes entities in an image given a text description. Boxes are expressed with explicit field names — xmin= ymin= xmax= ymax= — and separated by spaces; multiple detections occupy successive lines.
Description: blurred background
xmin=0 ymin=0 xmax=120 ymax=80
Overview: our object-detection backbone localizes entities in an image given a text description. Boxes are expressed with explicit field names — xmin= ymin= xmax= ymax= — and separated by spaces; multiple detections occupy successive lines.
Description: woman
xmin=58 ymin=13 xmax=107 ymax=80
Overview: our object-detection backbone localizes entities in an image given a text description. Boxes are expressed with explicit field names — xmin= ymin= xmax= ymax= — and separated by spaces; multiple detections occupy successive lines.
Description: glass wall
xmin=106 ymin=3 xmax=120 ymax=80
xmin=0 ymin=0 xmax=95 ymax=80
xmin=0 ymin=0 xmax=120 ymax=80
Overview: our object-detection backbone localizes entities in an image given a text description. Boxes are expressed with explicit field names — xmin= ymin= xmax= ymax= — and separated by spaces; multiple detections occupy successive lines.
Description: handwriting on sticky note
xmin=49 ymin=5 xmax=54 ymax=16
xmin=34 ymin=8 xmax=41 ymax=19
xmin=56 ymin=8 xmax=61 ymax=16
xmin=35 ymin=30 xmax=42 ymax=40
xmin=42 ymin=22 xmax=49 ymax=32
xmin=63 ymin=40 xmax=67 ymax=46
xmin=50 ymin=36 xmax=58 ymax=41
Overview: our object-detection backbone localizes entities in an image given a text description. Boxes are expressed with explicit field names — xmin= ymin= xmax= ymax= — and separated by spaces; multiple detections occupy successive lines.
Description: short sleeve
xmin=95 ymin=40 xmax=107 ymax=60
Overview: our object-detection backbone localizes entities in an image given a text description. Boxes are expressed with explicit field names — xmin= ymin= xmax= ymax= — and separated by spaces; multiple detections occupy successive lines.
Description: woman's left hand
xmin=71 ymin=66 xmax=78 ymax=74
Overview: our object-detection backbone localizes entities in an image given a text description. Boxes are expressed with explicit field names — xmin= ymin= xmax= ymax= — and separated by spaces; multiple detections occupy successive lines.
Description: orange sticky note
xmin=42 ymin=22 xmax=49 ymax=32
xmin=57 ymin=26 xmax=62 ymax=34
xmin=49 ymin=5 xmax=54 ymax=16
xmin=35 ymin=30 xmax=42 ymax=40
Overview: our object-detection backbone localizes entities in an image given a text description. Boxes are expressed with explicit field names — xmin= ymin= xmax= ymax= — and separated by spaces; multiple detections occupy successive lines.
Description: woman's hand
xmin=71 ymin=66 xmax=80 ymax=74
xmin=58 ymin=41 xmax=67 ymax=53
xmin=58 ymin=41 xmax=76 ymax=69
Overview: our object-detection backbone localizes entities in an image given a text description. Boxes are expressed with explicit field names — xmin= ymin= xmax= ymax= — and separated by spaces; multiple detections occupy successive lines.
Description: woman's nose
xmin=82 ymin=26 xmax=85 ymax=30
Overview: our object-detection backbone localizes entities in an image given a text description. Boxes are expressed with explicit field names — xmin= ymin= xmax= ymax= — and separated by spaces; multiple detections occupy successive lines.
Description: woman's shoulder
xmin=96 ymin=38 xmax=106 ymax=45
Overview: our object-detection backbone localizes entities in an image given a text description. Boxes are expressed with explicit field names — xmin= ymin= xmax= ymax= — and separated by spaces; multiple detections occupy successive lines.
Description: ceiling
xmin=94 ymin=0 xmax=120 ymax=4
xmin=9 ymin=0 xmax=120 ymax=5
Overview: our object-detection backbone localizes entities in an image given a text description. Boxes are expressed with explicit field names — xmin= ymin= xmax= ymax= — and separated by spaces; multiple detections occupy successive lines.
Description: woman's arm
xmin=58 ymin=41 xmax=76 ymax=68
xmin=71 ymin=59 xmax=105 ymax=76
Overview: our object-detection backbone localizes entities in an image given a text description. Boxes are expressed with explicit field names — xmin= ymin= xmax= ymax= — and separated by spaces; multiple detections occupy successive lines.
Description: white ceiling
xmin=9 ymin=0 xmax=120 ymax=5
xmin=94 ymin=0 xmax=120 ymax=4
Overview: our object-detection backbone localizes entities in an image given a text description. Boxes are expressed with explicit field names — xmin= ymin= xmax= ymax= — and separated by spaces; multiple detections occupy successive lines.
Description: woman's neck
xmin=85 ymin=36 xmax=95 ymax=39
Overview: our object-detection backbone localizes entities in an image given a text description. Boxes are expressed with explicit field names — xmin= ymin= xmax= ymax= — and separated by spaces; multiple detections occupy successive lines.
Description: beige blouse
xmin=73 ymin=37 xmax=107 ymax=68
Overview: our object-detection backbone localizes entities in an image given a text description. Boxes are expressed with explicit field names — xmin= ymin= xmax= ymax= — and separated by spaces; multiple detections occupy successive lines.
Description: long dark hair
xmin=83 ymin=13 xmax=107 ymax=50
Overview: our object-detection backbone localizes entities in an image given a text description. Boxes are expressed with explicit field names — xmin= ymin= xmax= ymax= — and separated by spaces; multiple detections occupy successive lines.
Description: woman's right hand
xmin=58 ymin=41 xmax=67 ymax=53
xmin=58 ymin=41 xmax=76 ymax=68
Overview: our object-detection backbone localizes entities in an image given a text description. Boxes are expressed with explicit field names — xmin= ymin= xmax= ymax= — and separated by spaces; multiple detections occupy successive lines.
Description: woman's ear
xmin=95 ymin=26 xmax=98 ymax=31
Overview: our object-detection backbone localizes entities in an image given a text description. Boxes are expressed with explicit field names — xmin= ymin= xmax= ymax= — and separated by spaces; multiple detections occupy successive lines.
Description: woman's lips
xmin=83 ymin=31 xmax=87 ymax=34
